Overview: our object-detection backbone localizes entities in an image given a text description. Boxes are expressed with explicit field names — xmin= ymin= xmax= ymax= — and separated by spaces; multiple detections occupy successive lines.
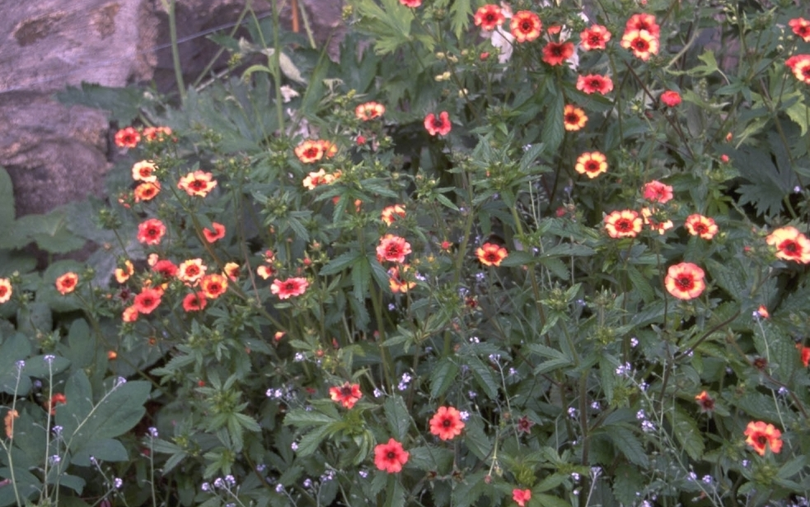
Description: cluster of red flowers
xmin=620 ymin=13 xmax=660 ymax=61
xmin=114 ymin=126 xmax=173 ymax=149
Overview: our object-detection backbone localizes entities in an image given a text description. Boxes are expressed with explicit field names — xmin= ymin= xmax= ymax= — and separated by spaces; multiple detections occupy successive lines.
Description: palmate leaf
xmin=353 ymin=0 xmax=415 ymax=55
xmin=731 ymin=141 xmax=798 ymax=217
xmin=449 ymin=0 xmax=472 ymax=40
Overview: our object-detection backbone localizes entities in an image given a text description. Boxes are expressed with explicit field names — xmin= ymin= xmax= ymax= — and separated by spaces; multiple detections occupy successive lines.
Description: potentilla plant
xmin=4 ymin=0 xmax=810 ymax=505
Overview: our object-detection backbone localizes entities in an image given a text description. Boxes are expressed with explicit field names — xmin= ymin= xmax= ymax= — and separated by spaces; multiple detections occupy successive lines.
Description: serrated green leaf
xmin=284 ymin=408 xmax=337 ymax=427
xmin=613 ymin=464 xmax=645 ymax=505
xmin=295 ymin=424 xmax=332 ymax=457
xmin=785 ymin=97 xmax=810 ymax=136
xmin=449 ymin=0 xmax=472 ymax=40
xmin=606 ymin=425 xmax=648 ymax=467
xmin=542 ymin=92 xmax=565 ymax=154
xmin=667 ymin=406 xmax=704 ymax=461
xmin=466 ymin=355 xmax=499 ymax=400
xmin=385 ymin=475 xmax=406 ymax=507
xmin=384 ymin=395 xmax=411 ymax=441
xmin=55 ymin=83 xmax=144 ymax=124
xmin=430 ymin=358 xmax=459 ymax=398
xmin=320 ymin=251 xmax=362 ymax=276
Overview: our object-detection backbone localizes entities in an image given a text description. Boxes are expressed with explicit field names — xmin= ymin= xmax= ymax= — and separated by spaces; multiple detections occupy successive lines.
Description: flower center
xmin=387 ymin=451 xmax=396 ymax=459
xmin=633 ymin=38 xmax=649 ymax=51
xmin=442 ymin=418 xmax=452 ymax=427
xmin=781 ymin=240 xmax=799 ymax=253
xmin=616 ymin=219 xmax=631 ymax=231
xmin=676 ymin=275 xmax=693 ymax=289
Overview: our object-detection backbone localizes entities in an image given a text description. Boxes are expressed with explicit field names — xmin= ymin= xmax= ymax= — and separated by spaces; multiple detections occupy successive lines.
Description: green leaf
xmin=785 ymin=96 xmax=810 ymax=136
xmin=466 ymin=355 xmax=499 ymax=400
xmin=449 ymin=0 xmax=472 ymax=40
xmin=667 ymin=406 xmax=704 ymax=461
xmin=0 ymin=167 xmax=14 ymax=238
xmin=72 ymin=438 xmax=129 ymax=466
xmin=0 ymin=333 xmax=32 ymax=395
xmin=430 ymin=358 xmax=459 ymax=398
xmin=534 ymin=493 xmax=572 ymax=507
xmin=606 ymin=425 xmax=648 ymax=467
xmin=384 ymin=395 xmax=411 ymax=441
xmin=320 ymin=251 xmax=362 ymax=276
xmin=295 ymin=425 xmax=332 ymax=457
xmin=284 ymin=408 xmax=337 ymax=427
xmin=451 ymin=470 xmax=487 ymax=507
xmin=463 ymin=417 xmax=492 ymax=460
xmin=385 ymin=475 xmax=406 ymax=507
xmin=55 ymin=83 xmax=144 ymax=124
xmin=612 ymin=464 xmax=645 ymax=505
xmin=541 ymin=92 xmax=565 ymax=154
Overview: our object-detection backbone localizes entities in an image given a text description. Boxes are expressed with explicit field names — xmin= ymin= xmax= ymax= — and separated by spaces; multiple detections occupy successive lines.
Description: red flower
xmin=114 ymin=260 xmax=135 ymax=283
xmin=621 ymin=29 xmax=659 ymax=61
xmin=132 ymin=160 xmax=158 ymax=182
xmin=0 ymin=278 xmax=11 ymax=304
xmin=377 ymin=234 xmax=412 ymax=263
xmin=799 ymin=345 xmax=810 ymax=367
xmin=381 ymin=205 xmax=406 ymax=226
xmin=182 ymin=292 xmax=208 ymax=312
xmin=660 ymin=90 xmax=682 ymax=107
xmin=684 ymin=214 xmax=718 ymax=240
xmin=271 ymin=277 xmax=309 ymax=299
xmin=429 ymin=406 xmax=465 ymax=441
xmin=122 ymin=306 xmax=138 ymax=322
xmin=374 ymin=438 xmax=409 ymax=473
xmin=142 ymin=126 xmax=172 ymax=142
xmin=473 ymin=4 xmax=505 ymax=31
xmin=355 ymin=101 xmax=385 ymax=121
xmin=789 ymin=17 xmax=810 ymax=42
xmin=399 ymin=0 xmax=421 ymax=7
xmin=640 ymin=207 xmax=673 ymax=235
xmin=580 ymin=24 xmax=611 ymax=51
xmin=257 ymin=265 xmax=274 ymax=280
xmin=665 ymin=262 xmax=706 ymax=300
xmin=542 ymin=41 xmax=575 ymax=66
xmin=766 ymin=226 xmax=810 ymax=263
xmin=476 ymin=242 xmax=508 ymax=266
xmin=604 ymin=210 xmax=642 ymax=239
xmin=295 ymin=140 xmax=324 ymax=163
xmin=203 ymin=222 xmax=226 ymax=243
xmin=576 ymin=74 xmax=613 ymax=95
xmin=137 ymin=218 xmax=166 ymax=246
xmin=177 ymin=170 xmax=217 ymax=197
xmin=388 ymin=265 xmax=416 ymax=293
xmin=114 ymin=127 xmax=141 ymax=149
xmin=200 ymin=274 xmax=228 ymax=299
xmin=563 ymin=105 xmax=588 ymax=131
xmin=55 ymin=272 xmax=79 ymax=295
xmin=755 ymin=305 xmax=769 ymax=319
xmin=133 ymin=287 xmax=162 ymax=314
xmin=510 ymin=11 xmax=542 ymax=43
xmin=575 ymin=151 xmax=608 ymax=179
xmin=512 ymin=488 xmax=532 ymax=507
xmin=303 ymin=169 xmax=338 ymax=189
xmin=47 ymin=393 xmax=67 ymax=415
xmin=642 ymin=180 xmax=673 ymax=203
xmin=223 ymin=262 xmax=240 ymax=281
xmin=625 ymin=13 xmax=660 ymax=37
xmin=695 ymin=391 xmax=715 ymax=413
xmin=153 ymin=259 xmax=178 ymax=278
xmin=744 ymin=421 xmax=782 ymax=456
xmin=329 ymin=382 xmax=362 ymax=409
xmin=424 ymin=112 xmax=452 ymax=136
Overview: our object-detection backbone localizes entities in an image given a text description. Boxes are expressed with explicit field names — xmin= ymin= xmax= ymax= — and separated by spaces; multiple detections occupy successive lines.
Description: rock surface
xmin=0 ymin=0 xmax=343 ymax=219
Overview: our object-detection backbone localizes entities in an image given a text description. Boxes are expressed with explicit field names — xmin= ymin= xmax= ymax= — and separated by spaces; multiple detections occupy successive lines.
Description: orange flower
xmin=424 ymin=112 xmax=452 ymax=136
xmin=46 ymin=393 xmax=67 ymax=415
xmin=203 ymin=222 xmax=226 ymax=243
xmin=4 ymin=409 xmax=18 ymax=439
xmin=510 ymin=11 xmax=542 ymax=43
xmin=200 ymin=273 xmax=228 ymax=299
xmin=660 ymin=90 xmax=682 ymax=107
xmin=575 ymin=151 xmax=608 ymax=179
xmin=355 ymin=102 xmax=385 ymax=121
xmin=107 ymin=350 xmax=118 ymax=360
xmin=223 ymin=262 xmax=240 ymax=281
xmin=388 ymin=265 xmax=416 ymax=293
xmin=476 ymin=242 xmax=508 ymax=266
xmin=429 ymin=406 xmax=465 ymax=441
xmin=604 ymin=210 xmax=642 ymax=238
xmin=374 ymin=438 xmax=409 ymax=473
xmin=132 ymin=160 xmax=158 ymax=182
xmin=177 ymin=170 xmax=217 ymax=197
xmin=319 ymin=140 xmax=338 ymax=158
xmin=542 ymin=41 xmax=575 ymax=66
xmin=642 ymin=180 xmax=673 ymax=203
xmin=576 ymin=74 xmax=613 ymax=95
xmin=381 ymin=205 xmax=406 ymax=226
xmin=563 ymin=105 xmax=588 ymax=131
xmin=580 ymin=24 xmax=611 ymax=51
xmin=621 ymin=29 xmax=659 ymax=61
xmin=142 ymin=126 xmax=173 ymax=142
xmin=474 ymin=4 xmax=505 ymax=31
xmin=512 ymin=488 xmax=532 ymax=507
xmin=115 ymin=260 xmax=135 ymax=283
xmin=303 ymin=169 xmax=337 ymax=190
xmin=133 ymin=287 xmax=162 ymax=314
xmin=665 ymin=262 xmax=706 ymax=300
xmin=256 ymin=265 xmax=275 ymax=280
xmin=114 ymin=127 xmax=141 ymax=148
xmin=789 ymin=18 xmax=810 ymax=42
xmin=182 ymin=292 xmax=207 ymax=312
xmin=695 ymin=391 xmax=715 ymax=413
xmin=755 ymin=305 xmax=769 ymax=319
xmin=294 ymin=140 xmax=324 ymax=163
xmin=640 ymin=207 xmax=673 ymax=235
xmin=56 ymin=272 xmax=79 ymax=295
xmin=799 ymin=345 xmax=810 ymax=367
xmin=271 ymin=277 xmax=309 ymax=299
xmin=134 ymin=181 xmax=161 ymax=202
xmin=744 ymin=421 xmax=782 ymax=456
xmin=137 ymin=218 xmax=166 ymax=245
xmin=329 ymin=382 xmax=362 ymax=409
xmin=122 ymin=306 xmax=139 ymax=322
xmin=177 ymin=258 xmax=207 ymax=285
xmin=0 ymin=278 xmax=12 ymax=304
xmin=625 ymin=13 xmax=660 ymax=38
xmin=377 ymin=234 xmax=412 ymax=264
xmin=684 ymin=214 xmax=718 ymax=240
xmin=766 ymin=226 xmax=810 ymax=263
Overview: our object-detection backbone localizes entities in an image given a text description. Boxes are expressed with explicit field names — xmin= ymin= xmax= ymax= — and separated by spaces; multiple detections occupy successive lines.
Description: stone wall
xmin=0 ymin=0 xmax=342 ymax=218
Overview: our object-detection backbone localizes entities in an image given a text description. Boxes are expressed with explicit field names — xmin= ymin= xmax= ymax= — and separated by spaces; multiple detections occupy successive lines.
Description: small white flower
xmin=275 ymin=483 xmax=285 ymax=493
xmin=636 ymin=409 xmax=646 ymax=420
xmin=641 ymin=420 xmax=656 ymax=433
xmin=114 ymin=477 xmax=123 ymax=489
xmin=147 ymin=427 xmax=159 ymax=438
xmin=291 ymin=442 xmax=299 ymax=451
xmin=459 ymin=411 xmax=470 ymax=421
xmin=294 ymin=352 xmax=305 ymax=362
xmin=701 ymin=475 xmax=713 ymax=485
xmin=630 ymin=337 xmax=639 ymax=347
xmin=44 ymin=355 xmax=56 ymax=365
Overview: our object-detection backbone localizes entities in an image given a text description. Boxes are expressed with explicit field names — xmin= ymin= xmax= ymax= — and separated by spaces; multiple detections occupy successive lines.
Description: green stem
xmin=162 ymin=0 xmax=186 ymax=102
